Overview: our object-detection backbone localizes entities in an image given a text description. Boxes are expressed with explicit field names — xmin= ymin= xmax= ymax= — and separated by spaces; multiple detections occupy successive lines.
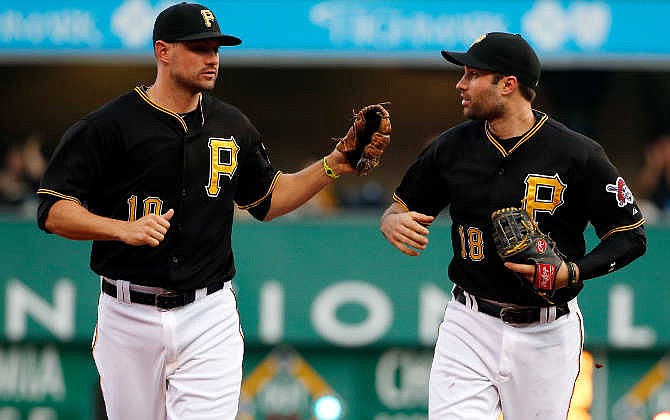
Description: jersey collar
xmin=134 ymin=85 xmax=205 ymax=133
xmin=484 ymin=110 xmax=548 ymax=157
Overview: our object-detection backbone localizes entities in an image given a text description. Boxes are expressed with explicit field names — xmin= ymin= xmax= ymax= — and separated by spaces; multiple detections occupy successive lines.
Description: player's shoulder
xmin=201 ymin=93 xmax=260 ymax=136
xmin=542 ymin=114 xmax=602 ymax=151
xmin=201 ymin=94 xmax=252 ymax=123
xmin=77 ymin=90 xmax=139 ymax=125
xmin=60 ymin=90 xmax=137 ymax=139
xmin=431 ymin=119 xmax=483 ymax=150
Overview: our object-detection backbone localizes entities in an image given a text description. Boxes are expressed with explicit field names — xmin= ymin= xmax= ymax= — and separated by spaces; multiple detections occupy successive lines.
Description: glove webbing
xmin=494 ymin=213 xmax=532 ymax=257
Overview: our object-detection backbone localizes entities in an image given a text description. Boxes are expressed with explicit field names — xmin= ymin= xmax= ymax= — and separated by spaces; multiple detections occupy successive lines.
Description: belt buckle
xmin=155 ymin=290 xmax=180 ymax=310
xmin=499 ymin=307 xmax=520 ymax=325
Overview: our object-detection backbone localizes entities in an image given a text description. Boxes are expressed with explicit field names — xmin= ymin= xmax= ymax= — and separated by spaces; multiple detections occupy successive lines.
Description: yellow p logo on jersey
xmin=523 ymin=173 xmax=566 ymax=219
xmin=201 ymin=10 xmax=215 ymax=28
xmin=206 ymin=137 xmax=239 ymax=197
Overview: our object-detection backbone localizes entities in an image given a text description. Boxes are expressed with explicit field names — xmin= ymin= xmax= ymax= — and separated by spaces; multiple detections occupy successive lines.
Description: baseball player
xmin=380 ymin=32 xmax=647 ymax=419
xmin=36 ymin=3 xmax=388 ymax=419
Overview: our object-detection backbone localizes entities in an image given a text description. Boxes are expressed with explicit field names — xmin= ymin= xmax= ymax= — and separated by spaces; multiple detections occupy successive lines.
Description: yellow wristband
xmin=322 ymin=157 xmax=340 ymax=180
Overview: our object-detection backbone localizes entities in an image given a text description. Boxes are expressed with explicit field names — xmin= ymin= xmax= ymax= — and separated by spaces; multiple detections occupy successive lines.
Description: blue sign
xmin=0 ymin=0 xmax=667 ymax=64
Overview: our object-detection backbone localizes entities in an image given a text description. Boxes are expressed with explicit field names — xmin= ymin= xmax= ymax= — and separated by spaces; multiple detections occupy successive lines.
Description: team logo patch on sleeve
xmin=605 ymin=177 xmax=634 ymax=207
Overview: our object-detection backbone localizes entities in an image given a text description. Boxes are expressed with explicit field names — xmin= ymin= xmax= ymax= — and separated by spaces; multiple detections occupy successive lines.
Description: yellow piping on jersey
xmin=236 ymin=171 xmax=282 ymax=210
xmin=36 ymin=189 xmax=82 ymax=205
xmin=485 ymin=111 xmax=548 ymax=157
xmin=392 ymin=193 xmax=410 ymax=211
xmin=134 ymin=86 xmax=190 ymax=133
xmin=600 ymin=218 xmax=646 ymax=240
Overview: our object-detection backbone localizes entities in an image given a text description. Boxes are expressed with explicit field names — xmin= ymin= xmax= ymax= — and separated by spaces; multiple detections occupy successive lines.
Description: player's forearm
xmin=265 ymin=151 xmax=355 ymax=220
xmin=264 ymin=158 xmax=334 ymax=221
xmin=574 ymin=226 xmax=647 ymax=281
xmin=44 ymin=200 xmax=127 ymax=241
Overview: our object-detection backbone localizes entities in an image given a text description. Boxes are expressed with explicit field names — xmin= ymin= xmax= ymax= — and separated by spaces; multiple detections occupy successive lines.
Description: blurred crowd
xmin=2 ymin=131 xmax=670 ymax=223
xmin=0 ymin=138 xmax=388 ymax=220
xmin=636 ymin=134 xmax=670 ymax=224
xmin=0 ymin=132 xmax=47 ymax=218
xmin=234 ymin=156 xmax=388 ymax=221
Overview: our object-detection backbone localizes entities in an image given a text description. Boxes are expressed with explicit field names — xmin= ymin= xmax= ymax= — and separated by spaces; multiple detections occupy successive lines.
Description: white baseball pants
xmin=92 ymin=280 xmax=244 ymax=419
xmin=429 ymin=293 xmax=583 ymax=420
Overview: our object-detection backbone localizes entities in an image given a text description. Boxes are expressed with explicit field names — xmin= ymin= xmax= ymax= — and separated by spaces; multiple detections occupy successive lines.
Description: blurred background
xmin=1 ymin=1 xmax=669 ymax=419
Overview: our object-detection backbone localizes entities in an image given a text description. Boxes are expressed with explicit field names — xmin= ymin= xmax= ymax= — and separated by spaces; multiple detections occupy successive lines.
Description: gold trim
xmin=199 ymin=94 xmax=205 ymax=127
xmin=392 ymin=193 xmax=410 ymax=211
xmin=600 ymin=218 xmax=646 ymax=240
xmin=485 ymin=111 xmax=549 ymax=157
xmin=36 ymin=189 xmax=82 ymax=205
xmin=134 ymin=86 xmax=188 ymax=133
xmin=91 ymin=323 xmax=98 ymax=353
xmin=236 ymin=171 xmax=282 ymax=210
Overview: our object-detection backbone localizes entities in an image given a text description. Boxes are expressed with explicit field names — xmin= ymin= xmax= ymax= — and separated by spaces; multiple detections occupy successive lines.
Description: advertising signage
xmin=1 ymin=0 xmax=669 ymax=66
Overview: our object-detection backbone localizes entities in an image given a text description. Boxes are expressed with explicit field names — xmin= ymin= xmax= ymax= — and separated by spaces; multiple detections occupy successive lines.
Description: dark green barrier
xmin=0 ymin=343 xmax=99 ymax=420
xmin=1 ymin=220 xmax=668 ymax=419
xmin=2 ymin=220 xmax=667 ymax=348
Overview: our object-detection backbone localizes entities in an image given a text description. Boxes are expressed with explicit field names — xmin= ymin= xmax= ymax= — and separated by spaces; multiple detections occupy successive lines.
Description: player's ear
xmin=500 ymin=75 xmax=518 ymax=95
xmin=154 ymin=40 xmax=171 ymax=64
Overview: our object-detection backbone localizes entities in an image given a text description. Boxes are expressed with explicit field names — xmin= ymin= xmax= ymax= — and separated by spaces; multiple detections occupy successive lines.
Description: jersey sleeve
xmin=36 ymin=118 xmax=110 ymax=230
xmin=584 ymin=144 xmax=645 ymax=238
xmin=394 ymin=138 xmax=450 ymax=216
xmin=234 ymin=131 xmax=280 ymax=220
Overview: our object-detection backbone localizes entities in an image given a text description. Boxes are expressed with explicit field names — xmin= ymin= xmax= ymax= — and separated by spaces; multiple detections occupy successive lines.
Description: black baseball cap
xmin=153 ymin=2 xmax=241 ymax=46
xmin=441 ymin=32 xmax=540 ymax=87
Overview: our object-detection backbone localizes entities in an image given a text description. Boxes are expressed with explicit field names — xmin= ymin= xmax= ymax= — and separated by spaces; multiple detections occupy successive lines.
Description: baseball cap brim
xmin=175 ymin=32 xmax=242 ymax=46
xmin=440 ymin=50 xmax=498 ymax=73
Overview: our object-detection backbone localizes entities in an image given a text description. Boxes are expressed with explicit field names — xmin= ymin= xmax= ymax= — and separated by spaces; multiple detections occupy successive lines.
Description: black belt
xmin=453 ymin=286 xmax=569 ymax=324
xmin=101 ymin=278 xmax=226 ymax=310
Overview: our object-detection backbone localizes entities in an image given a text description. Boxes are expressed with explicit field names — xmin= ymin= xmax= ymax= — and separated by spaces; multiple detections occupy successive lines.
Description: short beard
xmin=464 ymin=101 xmax=504 ymax=121
xmin=173 ymin=72 xmax=216 ymax=94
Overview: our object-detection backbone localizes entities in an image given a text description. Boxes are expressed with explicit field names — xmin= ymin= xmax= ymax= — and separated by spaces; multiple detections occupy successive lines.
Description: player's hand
xmin=380 ymin=210 xmax=434 ymax=256
xmin=325 ymin=150 xmax=357 ymax=176
xmin=504 ymin=261 xmax=571 ymax=289
xmin=121 ymin=209 xmax=174 ymax=247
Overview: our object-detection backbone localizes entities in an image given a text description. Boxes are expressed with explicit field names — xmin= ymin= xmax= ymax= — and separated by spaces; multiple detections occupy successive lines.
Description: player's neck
xmin=146 ymin=80 xmax=200 ymax=114
xmin=487 ymin=107 xmax=535 ymax=140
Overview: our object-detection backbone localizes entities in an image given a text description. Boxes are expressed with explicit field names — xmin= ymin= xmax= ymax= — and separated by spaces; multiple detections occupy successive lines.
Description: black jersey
xmin=37 ymin=87 xmax=280 ymax=291
xmin=394 ymin=110 xmax=646 ymax=306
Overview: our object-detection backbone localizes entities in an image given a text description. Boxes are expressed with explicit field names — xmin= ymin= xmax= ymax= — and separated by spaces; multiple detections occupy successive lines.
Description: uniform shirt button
xmin=172 ymin=257 xmax=179 ymax=264
xmin=181 ymin=189 xmax=187 ymax=197
xmin=497 ymin=168 xmax=504 ymax=175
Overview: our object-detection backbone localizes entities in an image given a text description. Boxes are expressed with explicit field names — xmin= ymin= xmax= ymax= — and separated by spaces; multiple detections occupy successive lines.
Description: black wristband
xmin=567 ymin=262 xmax=580 ymax=286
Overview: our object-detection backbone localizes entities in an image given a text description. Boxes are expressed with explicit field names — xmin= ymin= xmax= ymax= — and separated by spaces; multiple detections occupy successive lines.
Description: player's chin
xmin=463 ymin=107 xmax=486 ymax=121
xmin=198 ymin=75 xmax=218 ymax=90
xmin=196 ymin=80 xmax=216 ymax=91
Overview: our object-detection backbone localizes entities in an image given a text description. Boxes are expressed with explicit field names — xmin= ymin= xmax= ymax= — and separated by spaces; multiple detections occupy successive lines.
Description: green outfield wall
xmin=0 ymin=220 xmax=668 ymax=419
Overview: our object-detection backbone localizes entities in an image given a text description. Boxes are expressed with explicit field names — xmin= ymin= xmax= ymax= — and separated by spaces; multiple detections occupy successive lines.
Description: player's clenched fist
xmin=380 ymin=203 xmax=434 ymax=256
xmin=121 ymin=208 xmax=174 ymax=247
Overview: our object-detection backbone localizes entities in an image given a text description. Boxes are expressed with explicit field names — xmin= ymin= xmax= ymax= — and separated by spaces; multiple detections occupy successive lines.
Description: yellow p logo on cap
xmin=201 ymin=10 xmax=215 ymax=28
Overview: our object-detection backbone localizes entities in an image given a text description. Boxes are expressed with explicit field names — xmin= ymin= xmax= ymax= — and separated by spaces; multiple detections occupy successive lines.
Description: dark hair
xmin=491 ymin=73 xmax=536 ymax=102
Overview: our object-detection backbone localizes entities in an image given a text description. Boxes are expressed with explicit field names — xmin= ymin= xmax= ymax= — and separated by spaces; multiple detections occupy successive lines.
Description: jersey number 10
xmin=127 ymin=195 xmax=163 ymax=221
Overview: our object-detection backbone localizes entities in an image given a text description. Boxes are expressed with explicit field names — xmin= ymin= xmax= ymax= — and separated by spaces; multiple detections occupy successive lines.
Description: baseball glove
xmin=336 ymin=103 xmax=391 ymax=175
xmin=490 ymin=207 xmax=565 ymax=302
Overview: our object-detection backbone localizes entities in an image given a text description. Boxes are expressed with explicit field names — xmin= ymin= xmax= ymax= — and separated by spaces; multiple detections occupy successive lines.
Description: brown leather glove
xmin=336 ymin=103 xmax=391 ymax=175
